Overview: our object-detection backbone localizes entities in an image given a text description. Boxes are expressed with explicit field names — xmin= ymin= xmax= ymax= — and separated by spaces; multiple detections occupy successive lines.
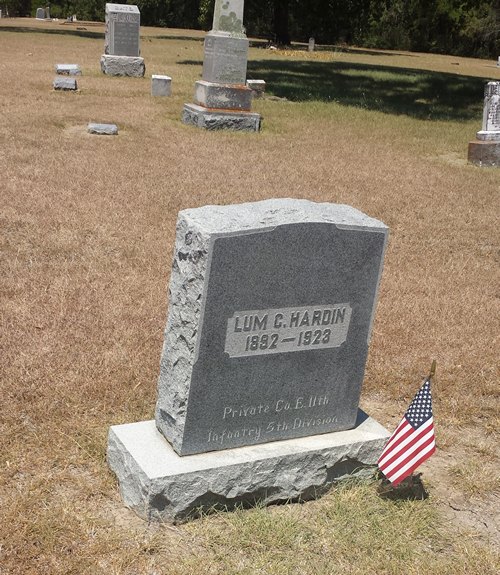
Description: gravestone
xmin=55 ymin=64 xmax=82 ymax=75
xmin=87 ymin=122 xmax=118 ymax=135
xmin=151 ymin=74 xmax=172 ymax=97
xmin=182 ymin=0 xmax=261 ymax=131
xmin=468 ymin=81 xmax=500 ymax=167
xmin=246 ymin=79 xmax=266 ymax=98
xmin=45 ymin=5 xmax=50 ymax=19
xmin=53 ymin=77 xmax=77 ymax=90
xmin=308 ymin=37 xmax=315 ymax=52
xmin=101 ymin=4 xmax=145 ymax=77
xmin=108 ymin=199 xmax=390 ymax=522
xmin=36 ymin=7 xmax=45 ymax=19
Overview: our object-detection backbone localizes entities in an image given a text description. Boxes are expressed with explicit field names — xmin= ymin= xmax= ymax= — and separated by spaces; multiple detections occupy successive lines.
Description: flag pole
xmin=429 ymin=360 xmax=436 ymax=381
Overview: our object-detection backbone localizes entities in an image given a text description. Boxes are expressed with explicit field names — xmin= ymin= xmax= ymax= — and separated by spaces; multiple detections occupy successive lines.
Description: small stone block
xmin=476 ymin=130 xmax=500 ymax=142
xmin=468 ymin=140 xmax=500 ymax=167
xmin=53 ymin=77 xmax=77 ymax=90
xmin=151 ymin=74 xmax=172 ymax=97
xmin=246 ymin=79 xmax=266 ymax=97
xmin=87 ymin=123 xmax=118 ymax=135
xmin=100 ymin=55 xmax=145 ymax=77
xmin=107 ymin=413 xmax=390 ymax=523
xmin=182 ymin=103 xmax=261 ymax=132
xmin=55 ymin=64 xmax=82 ymax=75
xmin=194 ymin=80 xmax=252 ymax=110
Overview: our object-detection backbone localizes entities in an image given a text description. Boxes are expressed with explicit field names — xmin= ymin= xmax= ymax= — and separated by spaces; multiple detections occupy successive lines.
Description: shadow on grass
xmin=0 ymin=25 xmax=103 ymax=40
xmin=246 ymin=59 xmax=485 ymax=120
xmin=179 ymin=57 xmax=486 ymax=121
xmin=377 ymin=474 xmax=429 ymax=501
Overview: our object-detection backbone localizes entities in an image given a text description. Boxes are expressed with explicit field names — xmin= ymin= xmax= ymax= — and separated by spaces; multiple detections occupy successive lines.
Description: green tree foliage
xmin=8 ymin=1 xmax=497 ymax=58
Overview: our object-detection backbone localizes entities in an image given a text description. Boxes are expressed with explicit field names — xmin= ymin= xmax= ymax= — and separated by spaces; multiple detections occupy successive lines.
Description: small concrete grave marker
xmin=107 ymin=199 xmax=390 ymax=522
xmin=36 ymin=7 xmax=45 ymax=19
xmin=87 ymin=123 xmax=118 ymax=135
xmin=55 ymin=64 xmax=82 ymax=76
xmin=308 ymin=37 xmax=315 ymax=52
xmin=246 ymin=79 xmax=266 ymax=97
xmin=101 ymin=4 xmax=145 ymax=77
xmin=53 ymin=77 xmax=77 ymax=90
xmin=468 ymin=81 xmax=500 ymax=167
xmin=182 ymin=0 xmax=261 ymax=131
xmin=151 ymin=75 xmax=171 ymax=97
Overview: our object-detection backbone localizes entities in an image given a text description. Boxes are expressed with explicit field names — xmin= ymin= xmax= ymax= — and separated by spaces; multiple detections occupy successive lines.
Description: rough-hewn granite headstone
xmin=155 ymin=199 xmax=388 ymax=456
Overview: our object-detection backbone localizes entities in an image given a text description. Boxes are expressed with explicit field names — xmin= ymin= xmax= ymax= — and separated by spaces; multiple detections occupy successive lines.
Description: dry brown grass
xmin=0 ymin=18 xmax=499 ymax=574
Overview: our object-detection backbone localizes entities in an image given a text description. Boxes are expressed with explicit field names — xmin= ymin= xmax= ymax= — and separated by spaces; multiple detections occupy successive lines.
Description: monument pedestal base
xmin=100 ymin=55 xmax=145 ymax=77
xmin=182 ymin=103 xmax=261 ymax=132
xmin=107 ymin=412 xmax=389 ymax=523
xmin=468 ymin=140 xmax=500 ymax=167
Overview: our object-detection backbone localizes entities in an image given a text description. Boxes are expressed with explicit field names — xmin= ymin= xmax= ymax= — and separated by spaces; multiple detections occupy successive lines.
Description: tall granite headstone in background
xmin=468 ymin=81 xmax=500 ymax=167
xmin=107 ymin=199 xmax=390 ymax=522
xmin=182 ymin=0 xmax=261 ymax=131
xmin=101 ymin=3 xmax=145 ymax=77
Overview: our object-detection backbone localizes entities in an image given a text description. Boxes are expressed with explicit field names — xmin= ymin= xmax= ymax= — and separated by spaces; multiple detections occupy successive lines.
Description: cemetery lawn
xmin=1 ymin=19 xmax=499 ymax=575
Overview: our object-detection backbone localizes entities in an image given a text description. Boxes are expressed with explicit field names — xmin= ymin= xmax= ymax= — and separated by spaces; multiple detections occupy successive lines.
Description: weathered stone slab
xmin=100 ymin=54 xmax=145 ymax=77
xmin=55 ymin=64 xmax=82 ymax=75
xmin=194 ymin=80 xmax=252 ymax=110
xmin=247 ymin=79 xmax=266 ymax=97
xmin=53 ymin=77 xmax=77 ymax=90
xmin=468 ymin=140 xmax=500 ymax=167
xmin=87 ymin=123 xmax=118 ymax=135
xmin=108 ymin=413 xmax=389 ymax=523
xmin=105 ymin=3 xmax=140 ymax=57
xmin=182 ymin=103 xmax=261 ymax=131
xmin=151 ymin=74 xmax=171 ymax=96
xmin=308 ymin=37 xmax=315 ymax=52
xmin=155 ymin=199 xmax=388 ymax=455
xmin=36 ymin=7 xmax=45 ymax=19
xmin=202 ymin=33 xmax=248 ymax=85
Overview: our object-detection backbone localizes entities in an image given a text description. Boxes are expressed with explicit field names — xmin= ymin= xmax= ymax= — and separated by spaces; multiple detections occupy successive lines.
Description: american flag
xmin=378 ymin=375 xmax=436 ymax=486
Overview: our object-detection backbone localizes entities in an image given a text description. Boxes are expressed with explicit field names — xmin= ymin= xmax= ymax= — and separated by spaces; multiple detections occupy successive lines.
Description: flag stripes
xmin=378 ymin=377 xmax=436 ymax=486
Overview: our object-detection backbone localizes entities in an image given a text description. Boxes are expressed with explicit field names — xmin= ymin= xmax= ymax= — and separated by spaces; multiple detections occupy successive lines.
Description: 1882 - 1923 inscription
xmin=225 ymin=304 xmax=352 ymax=357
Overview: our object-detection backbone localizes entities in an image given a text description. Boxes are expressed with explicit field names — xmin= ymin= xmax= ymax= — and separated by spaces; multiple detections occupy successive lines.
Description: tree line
xmin=3 ymin=1 xmax=499 ymax=59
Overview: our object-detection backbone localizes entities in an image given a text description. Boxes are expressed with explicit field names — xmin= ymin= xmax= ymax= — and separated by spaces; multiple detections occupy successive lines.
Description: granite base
xmin=182 ymin=103 xmax=261 ymax=132
xmin=468 ymin=140 xmax=500 ymax=167
xmin=100 ymin=55 xmax=145 ymax=77
xmin=107 ymin=412 xmax=389 ymax=523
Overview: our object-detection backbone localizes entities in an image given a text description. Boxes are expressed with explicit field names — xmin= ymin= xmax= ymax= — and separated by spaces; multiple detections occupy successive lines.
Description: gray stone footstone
xmin=87 ymin=123 xmax=118 ymax=135
xmin=151 ymin=74 xmax=172 ymax=96
xmin=107 ymin=413 xmax=389 ymax=523
xmin=55 ymin=64 xmax=82 ymax=75
xmin=53 ymin=77 xmax=77 ymax=90
xmin=194 ymin=80 xmax=253 ymax=110
xmin=247 ymin=79 xmax=266 ymax=97
xmin=182 ymin=103 xmax=261 ymax=131
xmin=100 ymin=55 xmax=145 ymax=77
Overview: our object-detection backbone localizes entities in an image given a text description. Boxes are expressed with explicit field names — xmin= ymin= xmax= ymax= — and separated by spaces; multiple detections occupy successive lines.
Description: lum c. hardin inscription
xmin=225 ymin=304 xmax=352 ymax=358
